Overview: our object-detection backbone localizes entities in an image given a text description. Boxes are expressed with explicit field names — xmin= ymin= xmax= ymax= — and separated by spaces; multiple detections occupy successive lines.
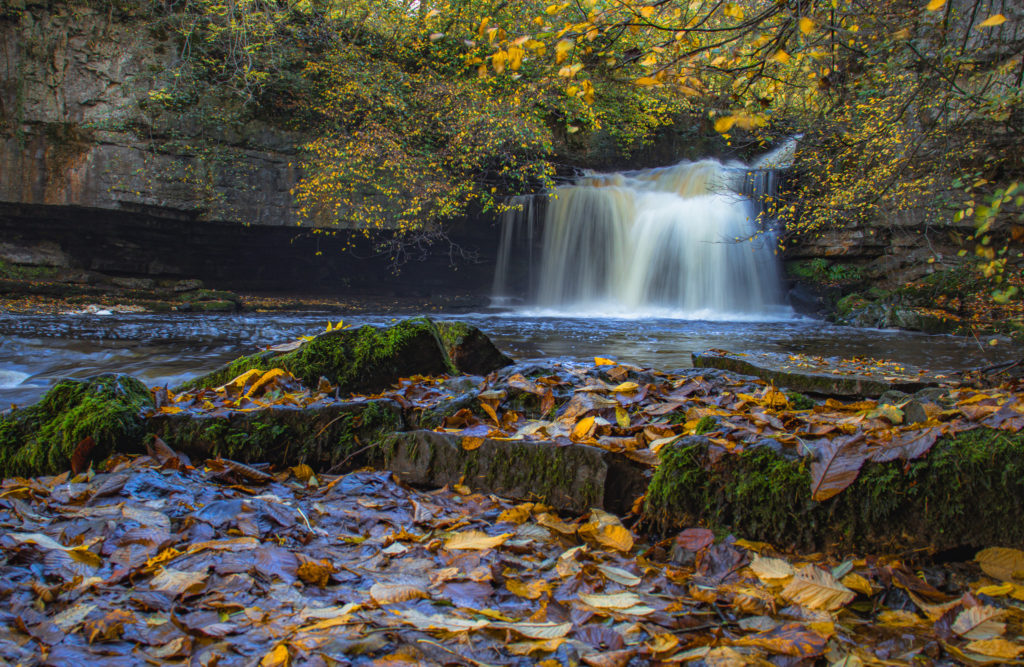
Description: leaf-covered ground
xmin=3 ymin=444 xmax=1024 ymax=666
xmin=155 ymin=353 xmax=1024 ymax=506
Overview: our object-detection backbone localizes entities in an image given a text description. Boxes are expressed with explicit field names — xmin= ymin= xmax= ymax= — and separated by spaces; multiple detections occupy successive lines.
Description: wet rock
xmin=173 ymin=279 xmax=204 ymax=292
xmin=0 ymin=374 xmax=154 ymax=478
xmin=380 ymin=430 xmax=649 ymax=514
xmin=435 ymin=321 xmax=514 ymax=375
xmin=692 ymin=349 xmax=938 ymax=398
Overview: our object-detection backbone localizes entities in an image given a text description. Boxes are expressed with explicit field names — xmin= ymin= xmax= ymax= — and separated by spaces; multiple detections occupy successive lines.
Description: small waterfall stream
xmin=493 ymin=145 xmax=794 ymax=319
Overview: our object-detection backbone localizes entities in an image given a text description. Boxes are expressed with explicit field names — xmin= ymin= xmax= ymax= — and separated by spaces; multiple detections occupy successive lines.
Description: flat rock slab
xmin=692 ymin=349 xmax=945 ymax=397
xmin=147 ymin=400 xmax=403 ymax=470
xmin=381 ymin=430 xmax=649 ymax=515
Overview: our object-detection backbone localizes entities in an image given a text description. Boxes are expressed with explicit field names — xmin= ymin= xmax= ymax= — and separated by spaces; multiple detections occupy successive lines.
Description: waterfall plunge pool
xmin=0 ymin=310 xmax=1014 ymax=407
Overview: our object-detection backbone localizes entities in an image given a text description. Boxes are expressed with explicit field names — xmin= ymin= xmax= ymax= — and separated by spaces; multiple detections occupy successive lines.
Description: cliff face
xmin=0 ymin=2 xmax=300 ymax=228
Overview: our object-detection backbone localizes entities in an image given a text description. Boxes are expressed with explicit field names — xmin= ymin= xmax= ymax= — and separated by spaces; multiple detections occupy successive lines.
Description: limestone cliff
xmin=1 ymin=1 xmax=300 ymax=228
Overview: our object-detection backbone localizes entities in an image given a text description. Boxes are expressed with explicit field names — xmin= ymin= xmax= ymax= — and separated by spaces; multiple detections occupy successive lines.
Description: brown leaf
xmin=731 ymin=622 xmax=828 ymax=657
xmin=870 ymin=427 xmax=940 ymax=462
xmin=70 ymin=436 xmax=96 ymax=475
xmin=810 ymin=434 xmax=867 ymax=501
xmin=370 ymin=581 xmax=429 ymax=605
xmin=675 ymin=528 xmax=714 ymax=552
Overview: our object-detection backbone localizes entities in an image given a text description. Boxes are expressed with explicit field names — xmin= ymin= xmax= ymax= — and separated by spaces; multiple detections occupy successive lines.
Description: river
xmin=0 ymin=310 xmax=1013 ymax=407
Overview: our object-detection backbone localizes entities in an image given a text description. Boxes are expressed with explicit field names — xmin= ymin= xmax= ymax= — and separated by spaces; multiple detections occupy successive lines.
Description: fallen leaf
xmin=444 ymin=530 xmax=510 ymax=551
xmin=781 ymin=565 xmax=855 ymax=611
xmin=976 ymin=547 xmax=1024 ymax=582
xmin=952 ymin=605 xmax=1005 ymax=640
xmin=578 ymin=591 xmax=643 ymax=609
xmin=810 ymin=435 xmax=867 ymax=501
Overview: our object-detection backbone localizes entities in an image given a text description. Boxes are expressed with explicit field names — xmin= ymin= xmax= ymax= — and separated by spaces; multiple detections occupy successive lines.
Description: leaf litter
xmin=5 ymin=352 xmax=1024 ymax=663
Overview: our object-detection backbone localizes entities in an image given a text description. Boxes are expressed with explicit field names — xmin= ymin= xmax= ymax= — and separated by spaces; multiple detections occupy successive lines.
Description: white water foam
xmin=0 ymin=370 xmax=30 ymax=389
xmin=493 ymin=155 xmax=792 ymax=319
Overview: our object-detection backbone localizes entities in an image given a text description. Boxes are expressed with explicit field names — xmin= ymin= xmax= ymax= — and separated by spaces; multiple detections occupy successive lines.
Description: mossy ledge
xmin=148 ymin=399 xmax=403 ymax=470
xmin=177 ymin=317 xmax=458 ymax=395
xmin=380 ymin=430 xmax=648 ymax=514
xmin=644 ymin=430 xmax=1024 ymax=552
xmin=0 ymin=375 xmax=153 ymax=478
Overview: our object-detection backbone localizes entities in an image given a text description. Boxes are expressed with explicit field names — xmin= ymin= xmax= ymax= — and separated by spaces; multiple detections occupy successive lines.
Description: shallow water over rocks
xmin=0 ymin=310 xmax=1016 ymax=406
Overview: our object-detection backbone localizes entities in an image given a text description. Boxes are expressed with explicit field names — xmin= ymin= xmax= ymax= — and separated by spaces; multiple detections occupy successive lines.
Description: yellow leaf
xmin=976 ymin=547 xmax=1024 ymax=582
xmin=841 ymin=572 xmax=874 ymax=596
xmin=579 ymin=509 xmax=634 ymax=552
xmin=612 ymin=381 xmax=639 ymax=393
xmin=555 ymin=39 xmax=574 ymax=64
xmin=507 ymin=579 xmax=549 ymax=600
xmin=965 ymin=638 xmax=1024 ymax=660
xmin=572 ymin=416 xmax=596 ymax=440
xmin=926 ymin=0 xmax=945 ymax=10
xmin=260 ymin=644 xmax=290 ymax=667
xmin=714 ymin=116 xmax=736 ymax=133
xmin=799 ymin=17 xmax=814 ymax=34
xmin=498 ymin=503 xmax=534 ymax=524
xmin=615 ymin=406 xmax=630 ymax=428
xmin=977 ymin=582 xmax=1015 ymax=597
xmin=780 ymin=565 xmax=855 ymax=611
xmin=594 ymin=357 xmax=616 ymax=366
xmin=634 ymin=76 xmax=659 ymax=86
xmin=461 ymin=436 xmax=485 ymax=451
xmin=508 ymin=638 xmax=568 ymax=656
xmin=639 ymin=6 xmax=655 ymax=18
xmin=444 ymin=530 xmax=510 ymax=551
xmin=978 ymin=14 xmax=1006 ymax=28
xmin=770 ymin=49 xmax=790 ymax=64
xmin=877 ymin=610 xmax=925 ymax=627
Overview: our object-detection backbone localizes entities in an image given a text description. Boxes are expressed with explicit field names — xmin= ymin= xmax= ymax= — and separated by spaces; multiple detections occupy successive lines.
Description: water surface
xmin=0 ymin=311 xmax=1013 ymax=407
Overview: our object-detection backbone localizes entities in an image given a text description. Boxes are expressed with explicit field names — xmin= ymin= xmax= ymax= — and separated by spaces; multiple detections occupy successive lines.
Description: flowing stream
xmin=0 ymin=312 xmax=1014 ymax=407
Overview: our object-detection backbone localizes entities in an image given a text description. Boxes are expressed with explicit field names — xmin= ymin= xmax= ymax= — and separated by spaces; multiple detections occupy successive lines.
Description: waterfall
xmin=492 ymin=149 xmax=792 ymax=319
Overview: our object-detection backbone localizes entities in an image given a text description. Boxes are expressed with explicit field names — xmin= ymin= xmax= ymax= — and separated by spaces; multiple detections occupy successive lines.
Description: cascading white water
xmin=493 ymin=151 xmax=791 ymax=319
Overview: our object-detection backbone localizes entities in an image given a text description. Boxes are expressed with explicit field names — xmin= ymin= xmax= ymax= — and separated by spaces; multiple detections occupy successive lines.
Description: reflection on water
xmin=0 ymin=311 xmax=1015 ymax=407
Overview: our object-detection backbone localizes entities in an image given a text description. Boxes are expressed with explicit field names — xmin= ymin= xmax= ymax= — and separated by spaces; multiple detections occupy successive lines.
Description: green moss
xmin=153 ymin=399 xmax=402 ymax=470
xmin=787 ymin=392 xmax=816 ymax=410
xmin=177 ymin=317 xmax=455 ymax=394
xmin=694 ymin=416 xmax=717 ymax=435
xmin=644 ymin=429 xmax=1024 ymax=550
xmin=0 ymin=375 xmax=153 ymax=478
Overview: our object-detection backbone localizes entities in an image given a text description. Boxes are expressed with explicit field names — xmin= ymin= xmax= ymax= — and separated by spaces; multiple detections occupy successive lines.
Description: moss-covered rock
xmin=644 ymin=429 xmax=1024 ymax=551
xmin=435 ymin=321 xmax=513 ymax=375
xmin=148 ymin=399 xmax=403 ymax=470
xmin=177 ymin=317 xmax=459 ymax=395
xmin=381 ymin=430 xmax=648 ymax=514
xmin=0 ymin=374 xmax=153 ymax=478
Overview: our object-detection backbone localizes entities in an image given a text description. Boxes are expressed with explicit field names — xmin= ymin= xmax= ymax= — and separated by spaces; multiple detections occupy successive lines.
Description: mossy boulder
xmin=644 ymin=429 xmax=1024 ymax=551
xmin=435 ymin=321 xmax=514 ymax=375
xmin=148 ymin=399 xmax=403 ymax=470
xmin=0 ymin=374 xmax=153 ymax=479
xmin=177 ymin=317 xmax=460 ymax=395
xmin=380 ymin=430 xmax=648 ymax=514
